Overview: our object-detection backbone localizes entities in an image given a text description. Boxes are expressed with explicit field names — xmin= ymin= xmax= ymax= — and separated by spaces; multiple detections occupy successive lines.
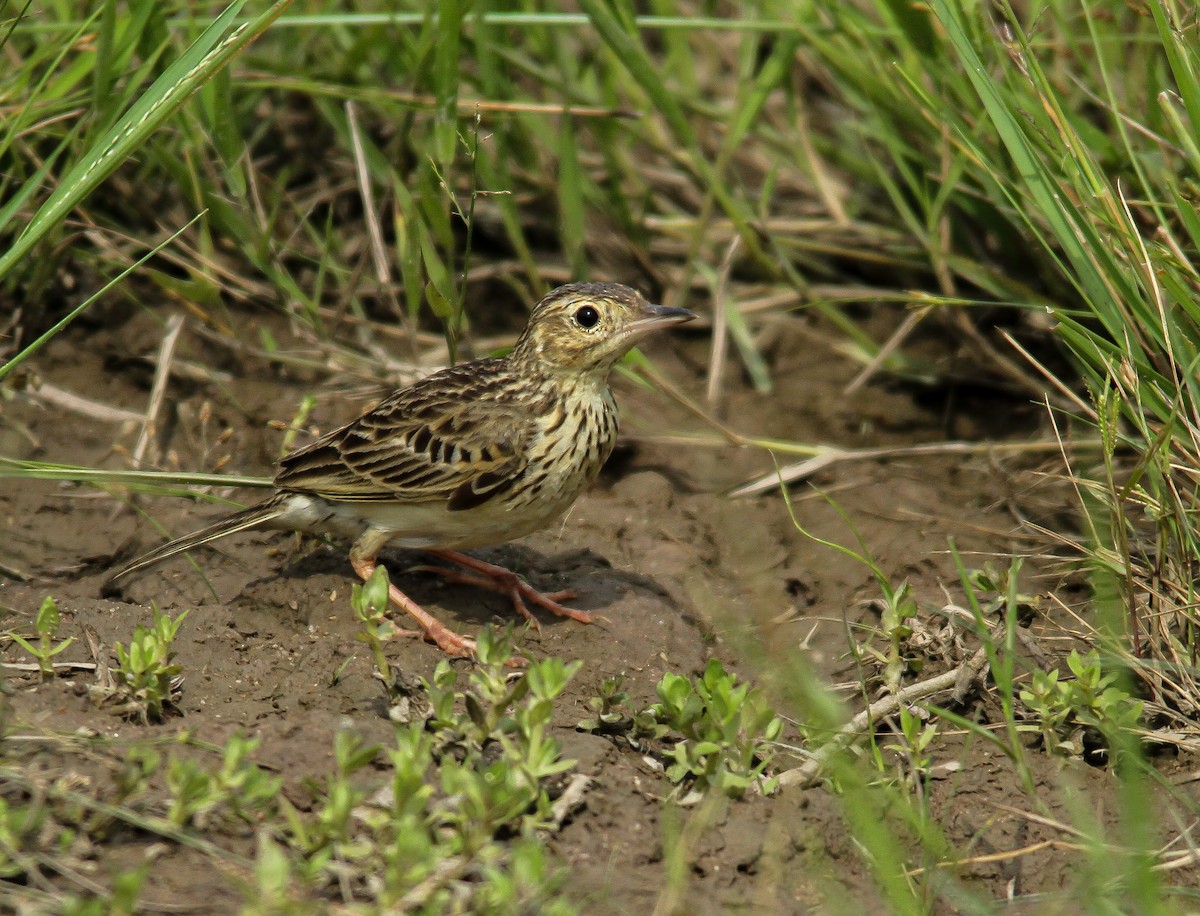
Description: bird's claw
xmin=420 ymin=552 xmax=593 ymax=625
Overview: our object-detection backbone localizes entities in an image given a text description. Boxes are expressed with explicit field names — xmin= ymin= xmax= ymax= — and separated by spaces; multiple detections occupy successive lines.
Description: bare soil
xmin=3 ymin=302 xmax=1195 ymax=911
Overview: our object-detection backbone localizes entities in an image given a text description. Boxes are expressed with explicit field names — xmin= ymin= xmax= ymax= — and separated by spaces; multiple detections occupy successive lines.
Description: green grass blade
xmin=0 ymin=458 xmax=270 ymax=491
xmin=0 ymin=0 xmax=293 ymax=283
xmin=0 ymin=215 xmax=202 ymax=382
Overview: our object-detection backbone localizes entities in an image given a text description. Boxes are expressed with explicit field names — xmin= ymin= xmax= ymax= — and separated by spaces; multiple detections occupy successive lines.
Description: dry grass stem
xmin=131 ymin=314 xmax=184 ymax=469
xmin=778 ymin=665 xmax=972 ymax=789
xmin=30 ymin=382 xmax=144 ymax=424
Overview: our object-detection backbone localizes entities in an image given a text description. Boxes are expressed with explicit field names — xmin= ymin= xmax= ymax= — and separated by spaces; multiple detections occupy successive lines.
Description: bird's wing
xmin=274 ymin=362 xmax=536 ymax=511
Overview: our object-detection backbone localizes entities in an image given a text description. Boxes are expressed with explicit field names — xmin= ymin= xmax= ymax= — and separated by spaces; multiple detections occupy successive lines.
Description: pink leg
xmin=350 ymin=554 xmax=476 ymax=658
xmin=422 ymin=549 xmax=595 ymax=626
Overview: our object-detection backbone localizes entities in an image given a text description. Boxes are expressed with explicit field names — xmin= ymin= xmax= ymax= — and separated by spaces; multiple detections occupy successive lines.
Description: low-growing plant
xmin=243 ymin=832 xmax=299 ymax=916
xmin=165 ymin=734 xmax=282 ymax=829
xmin=1019 ymin=649 xmax=1144 ymax=762
xmin=278 ymin=729 xmax=380 ymax=883
xmin=878 ymin=706 xmax=939 ymax=790
xmin=8 ymin=595 xmax=74 ymax=680
xmin=351 ymin=562 xmax=395 ymax=690
xmin=270 ymin=627 xmax=579 ymax=910
xmin=577 ymin=674 xmax=632 ymax=734
xmin=964 ymin=563 xmax=1040 ymax=618
xmin=60 ymin=865 xmax=147 ymax=916
xmin=0 ymin=795 xmax=45 ymax=880
xmin=112 ymin=745 xmax=161 ymax=810
xmin=106 ymin=606 xmax=189 ymax=723
xmin=475 ymin=838 xmax=574 ymax=916
xmin=0 ymin=764 xmax=113 ymax=894
xmin=641 ymin=659 xmax=782 ymax=799
xmin=866 ymin=579 xmax=921 ymax=694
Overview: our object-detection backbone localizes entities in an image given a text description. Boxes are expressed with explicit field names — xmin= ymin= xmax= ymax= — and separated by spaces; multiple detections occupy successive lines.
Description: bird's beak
xmin=629 ymin=302 xmax=699 ymax=334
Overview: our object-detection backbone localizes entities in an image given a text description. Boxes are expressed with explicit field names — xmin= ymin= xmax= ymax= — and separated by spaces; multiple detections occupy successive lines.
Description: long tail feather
xmin=109 ymin=497 xmax=288 ymax=583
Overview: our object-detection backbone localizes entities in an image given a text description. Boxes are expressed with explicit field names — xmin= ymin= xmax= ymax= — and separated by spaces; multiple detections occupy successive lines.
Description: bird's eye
xmin=573 ymin=305 xmax=601 ymax=329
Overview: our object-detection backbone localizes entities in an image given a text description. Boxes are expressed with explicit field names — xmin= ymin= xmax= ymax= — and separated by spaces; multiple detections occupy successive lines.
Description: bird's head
xmin=511 ymin=282 xmax=696 ymax=374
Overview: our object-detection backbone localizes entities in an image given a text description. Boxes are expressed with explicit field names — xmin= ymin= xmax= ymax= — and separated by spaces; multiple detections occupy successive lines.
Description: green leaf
xmin=364 ymin=564 xmax=391 ymax=616
xmin=0 ymin=0 xmax=294 ymax=283
xmin=432 ymin=0 xmax=463 ymax=168
xmin=8 ymin=634 xmax=40 ymax=659
xmin=34 ymin=596 xmax=60 ymax=637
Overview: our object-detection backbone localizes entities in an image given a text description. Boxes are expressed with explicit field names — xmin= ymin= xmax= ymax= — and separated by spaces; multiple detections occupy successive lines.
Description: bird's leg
xmin=350 ymin=550 xmax=476 ymax=658
xmin=421 ymin=549 xmax=595 ymax=625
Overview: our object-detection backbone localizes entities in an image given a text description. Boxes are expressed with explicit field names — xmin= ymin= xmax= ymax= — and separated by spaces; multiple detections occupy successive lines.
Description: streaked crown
xmin=511 ymin=282 xmax=696 ymax=373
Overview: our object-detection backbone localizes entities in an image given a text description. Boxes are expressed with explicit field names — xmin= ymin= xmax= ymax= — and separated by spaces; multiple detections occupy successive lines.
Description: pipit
xmin=110 ymin=282 xmax=696 ymax=657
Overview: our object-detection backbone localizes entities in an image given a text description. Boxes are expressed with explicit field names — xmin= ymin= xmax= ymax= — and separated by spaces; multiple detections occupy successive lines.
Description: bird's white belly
xmin=275 ymin=472 xmax=589 ymax=552
xmin=359 ymin=486 xmax=582 ymax=550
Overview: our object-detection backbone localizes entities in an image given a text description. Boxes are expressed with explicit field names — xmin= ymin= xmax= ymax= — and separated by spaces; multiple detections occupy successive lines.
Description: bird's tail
xmin=108 ymin=496 xmax=289 ymax=584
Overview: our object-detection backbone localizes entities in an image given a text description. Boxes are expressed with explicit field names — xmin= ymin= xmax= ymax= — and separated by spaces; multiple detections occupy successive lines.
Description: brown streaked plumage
xmin=110 ymin=282 xmax=696 ymax=657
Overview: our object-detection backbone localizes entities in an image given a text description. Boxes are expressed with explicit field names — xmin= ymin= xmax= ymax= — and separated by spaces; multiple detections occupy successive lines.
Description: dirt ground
xmin=3 ymin=300 xmax=1195 ymax=911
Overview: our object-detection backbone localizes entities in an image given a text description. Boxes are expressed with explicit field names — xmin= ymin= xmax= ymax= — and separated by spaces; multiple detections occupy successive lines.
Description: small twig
xmin=952 ymin=311 xmax=1058 ymax=402
xmin=992 ymin=801 xmax=1200 ymax=875
xmin=28 ymin=382 xmax=144 ymax=424
xmin=1155 ymin=848 xmax=1200 ymax=873
xmin=989 ymin=802 xmax=1088 ymax=839
xmin=137 ymin=353 xmax=233 ymax=386
xmin=904 ymin=839 xmax=1064 ymax=876
xmin=843 ymin=306 xmax=930 ymax=396
xmin=1000 ymin=330 xmax=1096 ymax=419
xmin=240 ymin=75 xmax=636 ymax=119
xmin=777 ymin=665 xmax=970 ymax=789
xmin=705 ymin=236 xmax=740 ymax=406
xmin=549 ymin=773 xmax=593 ymax=829
xmin=347 ymin=100 xmax=391 ymax=299
xmin=84 ymin=625 xmax=113 ymax=692
xmin=636 ymin=361 xmax=750 ymax=449
xmin=131 ymin=314 xmax=184 ymax=469
xmin=346 ymin=100 xmax=416 ymax=359
xmin=0 ymin=559 xmax=31 ymax=582
xmin=2 ymin=662 xmax=96 ymax=673
xmin=730 ymin=438 xmax=1108 ymax=498
xmin=952 ymin=645 xmax=992 ymax=704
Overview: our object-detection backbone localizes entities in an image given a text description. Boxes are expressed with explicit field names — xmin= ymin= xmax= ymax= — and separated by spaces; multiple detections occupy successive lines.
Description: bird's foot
xmin=351 ymin=554 xmax=526 ymax=665
xmin=352 ymin=555 xmax=475 ymax=658
xmin=423 ymin=550 xmax=595 ymax=627
xmin=382 ymin=613 xmax=477 ymax=658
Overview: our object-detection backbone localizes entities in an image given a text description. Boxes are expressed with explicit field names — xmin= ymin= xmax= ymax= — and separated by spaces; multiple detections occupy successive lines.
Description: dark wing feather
xmin=274 ymin=361 xmax=535 ymax=509
xmin=446 ymin=467 xmax=525 ymax=511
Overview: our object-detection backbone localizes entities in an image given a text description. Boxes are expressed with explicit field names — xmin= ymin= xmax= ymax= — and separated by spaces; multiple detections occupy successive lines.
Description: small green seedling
xmin=1018 ymin=667 xmax=1075 ymax=756
xmin=879 ymin=706 xmax=939 ymax=787
xmin=351 ymin=563 xmax=394 ymax=689
xmin=114 ymin=745 xmax=161 ymax=803
xmin=273 ymin=626 xmax=580 ymax=909
xmin=863 ymin=579 xmax=921 ymax=694
xmin=965 ymin=562 xmax=1041 ymax=617
xmin=641 ymin=659 xmax=783 ymax=799
xmin=61 ymin=864 xmax=147 ymax=915
xmin=9 ymin=595 xmax=74 ymax=680
xmin=578 ymin=662 xmax=783 ymax=799
xmin=0 ymin=796 xmax=45 ymax=880
xmin=577 ymin=674 xmax=631 ymax=734
xmin=110 ymin=605 xmax=188 ymax=722
xmin=166 ymin=734 xmax=282 ymax=829
xmin=279 ymin=730 xmax=380 ymax=881
xmin=1018 ymin=649 xmax=1144 ymax=761
xmin=244 ymin=833 xmax=297 ymax=916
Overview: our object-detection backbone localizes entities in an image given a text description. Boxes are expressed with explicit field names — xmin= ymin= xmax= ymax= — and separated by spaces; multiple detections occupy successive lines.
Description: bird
xmin=109 ymin=282 xmax=697 ymax=658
